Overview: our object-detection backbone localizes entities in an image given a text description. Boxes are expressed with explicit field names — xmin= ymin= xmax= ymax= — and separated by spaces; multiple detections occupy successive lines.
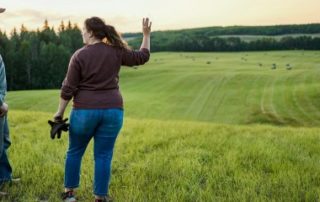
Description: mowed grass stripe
xmin=289 ymin=72 xmax=315 ymax=125
xmin=294 ymin=73 xmax=320 ymax=124
xmin=201 ymin=73 xmax=244 ymax=123
xmin=268 ymin=74 xmax=285 ymax=122
xmin=278 ymin=72 xmax=306 ymax=125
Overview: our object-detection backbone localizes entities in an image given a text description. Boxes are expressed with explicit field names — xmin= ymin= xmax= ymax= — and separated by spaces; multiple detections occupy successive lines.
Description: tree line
xmin=128 ymin=24 xmax=320 ymax=51
xmin=0 ymin=20 xmax=83 ymax=90
xmin=1 ymin=22 xmax=320 ymax=90
xmin=128 ymin=35 xmax=320 ymax=52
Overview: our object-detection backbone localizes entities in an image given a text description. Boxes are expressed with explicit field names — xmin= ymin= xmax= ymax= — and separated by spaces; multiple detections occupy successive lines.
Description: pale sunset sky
xmin=0 ymin=0 xmax=319 ymax=33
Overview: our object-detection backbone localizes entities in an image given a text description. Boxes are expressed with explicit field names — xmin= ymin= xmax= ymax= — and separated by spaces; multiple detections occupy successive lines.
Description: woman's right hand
xmin=0 ymin=103 xmax=8 ymax=117
xmin=53 ymin=111 xmax=64 ymax=121
xmin=142 ymin=18 xmax=152 ymax=36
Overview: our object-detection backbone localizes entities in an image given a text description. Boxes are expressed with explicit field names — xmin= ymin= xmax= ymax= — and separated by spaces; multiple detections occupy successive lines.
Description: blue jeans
xmin=0 ymin=116 xmax=12 ymax=182
xmin=64 ymin=108 xmax=123 ymax=196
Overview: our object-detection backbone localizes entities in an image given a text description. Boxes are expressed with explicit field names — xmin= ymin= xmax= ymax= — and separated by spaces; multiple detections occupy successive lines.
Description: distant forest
xmin=0 ymin=21 xmax=319 ymax=90
xmin=0 ymin=20 xmax=82 ymax=90
xmin=127 ymin=24 xmax=320 ymax=51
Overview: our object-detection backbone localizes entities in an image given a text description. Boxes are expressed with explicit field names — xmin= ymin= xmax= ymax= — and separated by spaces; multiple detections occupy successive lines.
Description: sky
xmin=0 ymin=0 xmax=319 ymax=33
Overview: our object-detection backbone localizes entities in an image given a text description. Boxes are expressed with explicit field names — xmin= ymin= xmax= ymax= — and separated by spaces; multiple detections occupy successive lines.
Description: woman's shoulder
xmin=92 ymin=43 xmax=125 ymax=57
xmin=103 ymin=43 xmax=124 ymax=52
xmin=75 ymin=46 xmax=88 ymax=55
xmin=72 ymin=43 xmax=125 ymax=61
xmin=71 ymin=46 xmax=91 ymax=61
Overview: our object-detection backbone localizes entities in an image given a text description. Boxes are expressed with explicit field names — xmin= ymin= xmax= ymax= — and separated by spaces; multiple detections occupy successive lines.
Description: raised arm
xmin=121 ymin=18 xmax=152 ymax=67
xmin=140 ymin=18 xmax=151 ymax=50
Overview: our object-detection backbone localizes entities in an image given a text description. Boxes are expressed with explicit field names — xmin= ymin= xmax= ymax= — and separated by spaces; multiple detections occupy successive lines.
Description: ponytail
xmin=85 ymin=17 xmax=129 ymax=49
xmin=104 ymin=25 xmax=129 ymax=49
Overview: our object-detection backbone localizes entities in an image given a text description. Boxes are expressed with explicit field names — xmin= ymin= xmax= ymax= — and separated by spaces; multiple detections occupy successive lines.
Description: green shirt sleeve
xmin=0 ymin=55 xmax=7 ymax=106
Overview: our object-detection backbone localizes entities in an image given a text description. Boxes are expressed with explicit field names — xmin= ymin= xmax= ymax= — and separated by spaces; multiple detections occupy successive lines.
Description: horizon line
xmin=1 ymin=21 xmax=320 ymax=34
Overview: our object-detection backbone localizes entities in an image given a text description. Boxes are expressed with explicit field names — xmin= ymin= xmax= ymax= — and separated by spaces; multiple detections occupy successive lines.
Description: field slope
xmin=7 ymin=51 xmax=320 ymax=126
xmin=2 ymin=51 xmax=320 ymax=201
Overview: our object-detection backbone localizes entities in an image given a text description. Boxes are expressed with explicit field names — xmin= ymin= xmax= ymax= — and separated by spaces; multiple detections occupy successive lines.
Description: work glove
xmin=48 ymin=118 xmax=69 ymax=139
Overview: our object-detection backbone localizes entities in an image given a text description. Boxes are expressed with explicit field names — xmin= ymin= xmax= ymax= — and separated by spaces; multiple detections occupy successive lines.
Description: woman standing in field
xmin=53 ymin=17 xmax=151 ymax=202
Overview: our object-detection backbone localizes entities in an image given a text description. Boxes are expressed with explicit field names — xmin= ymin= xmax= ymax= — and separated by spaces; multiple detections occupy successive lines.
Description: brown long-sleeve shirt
xmin=60 ymin=42 xmax=150 ymax=109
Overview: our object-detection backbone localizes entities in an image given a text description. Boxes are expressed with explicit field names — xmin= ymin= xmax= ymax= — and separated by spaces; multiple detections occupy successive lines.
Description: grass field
xmin=2 ymin=51 xmax=320 ymax=201
xmin=7 ymin=51 xmax=320 ymax=126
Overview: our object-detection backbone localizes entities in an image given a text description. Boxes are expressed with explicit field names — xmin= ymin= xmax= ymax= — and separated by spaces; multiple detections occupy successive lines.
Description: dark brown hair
xmin=85 ymin=17 xmax=129 ymax=49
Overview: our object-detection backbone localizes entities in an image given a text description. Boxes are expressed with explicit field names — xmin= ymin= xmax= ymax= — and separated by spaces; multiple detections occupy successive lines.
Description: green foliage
xmin=128 ymin=24 xmax=320 ymax=52
xmin=0 ymin=20 xmax=83 ymax=90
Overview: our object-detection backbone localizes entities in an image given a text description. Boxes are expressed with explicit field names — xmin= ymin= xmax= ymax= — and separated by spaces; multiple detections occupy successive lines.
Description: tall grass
xmin=1 ymin=110 xmax=320 ymax=201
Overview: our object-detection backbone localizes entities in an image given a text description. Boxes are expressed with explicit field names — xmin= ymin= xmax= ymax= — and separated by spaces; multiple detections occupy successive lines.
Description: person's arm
xmin=0 ymin=55 xmax=8 ymax=117
xmin=140 ymin=18 xmax=151 ymax=50
xmin=54 ymin=52 xmax=81 ymax=120
xmin=121 ymin=18 xmax=152 ymax=67
xmin=54 ymin=98 xmax=70 ymax=120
